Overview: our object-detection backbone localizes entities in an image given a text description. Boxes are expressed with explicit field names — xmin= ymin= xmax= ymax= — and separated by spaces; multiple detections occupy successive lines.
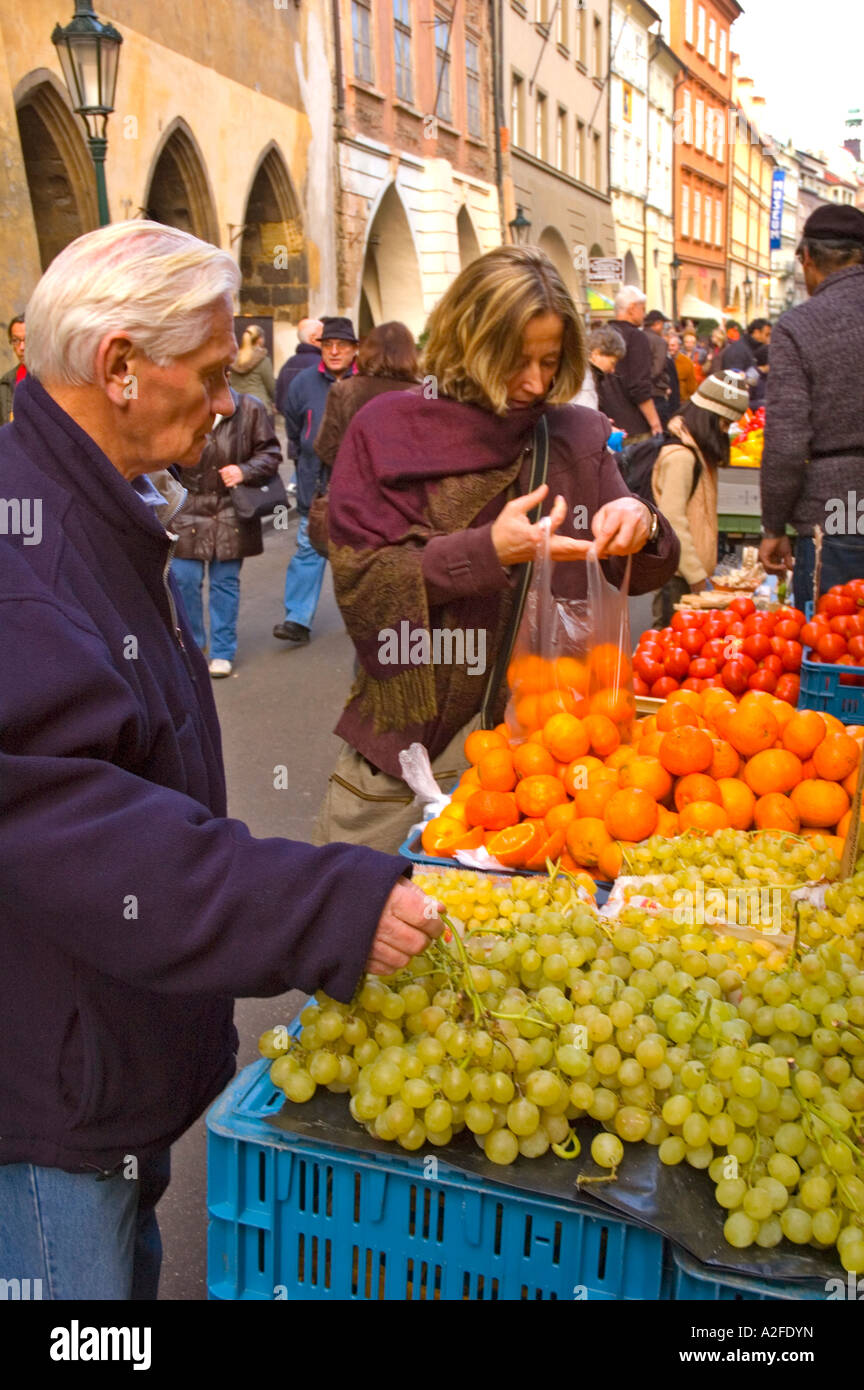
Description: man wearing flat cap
xmin=759 ymin=204 xmax=864 ymax=605
xmin=274 ymin=316 xmax=358 ymax=644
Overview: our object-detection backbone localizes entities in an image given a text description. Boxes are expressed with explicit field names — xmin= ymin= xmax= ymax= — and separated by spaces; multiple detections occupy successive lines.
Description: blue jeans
xmin=172 ymin=558 xmax=242 ymax=661
xmin=282 ymin=514 xmax=327 ymax=630
xmin=0 ymin=1149 xmax=170 ymax=1300
xmin=793 ymin=536 xmax=864 ymax=612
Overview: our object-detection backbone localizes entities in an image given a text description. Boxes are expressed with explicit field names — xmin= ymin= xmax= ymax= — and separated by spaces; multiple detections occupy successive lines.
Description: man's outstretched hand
xmin=365 ymin=879 xmax=444 ymax=976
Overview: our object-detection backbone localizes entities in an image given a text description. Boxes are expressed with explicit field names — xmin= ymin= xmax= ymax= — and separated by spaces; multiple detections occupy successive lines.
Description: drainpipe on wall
xmin=330 ymin=0 xmax=347 ymax=312
xmin=490 ymin=0 xmax=508 ymax=242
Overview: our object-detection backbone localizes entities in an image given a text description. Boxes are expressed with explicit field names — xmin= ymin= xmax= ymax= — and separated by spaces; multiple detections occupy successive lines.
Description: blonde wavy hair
xmin=422 ymin=245 xmax=586 ymax=415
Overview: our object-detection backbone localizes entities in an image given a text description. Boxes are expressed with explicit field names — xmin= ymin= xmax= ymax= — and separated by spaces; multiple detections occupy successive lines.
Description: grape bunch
xmin=260 ymin=863 xmax=864 ymax=1273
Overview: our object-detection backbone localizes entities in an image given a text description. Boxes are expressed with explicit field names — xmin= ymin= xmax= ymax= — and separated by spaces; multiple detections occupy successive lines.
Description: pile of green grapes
xmin=260 ymin=859 xmax=864 ymax=1273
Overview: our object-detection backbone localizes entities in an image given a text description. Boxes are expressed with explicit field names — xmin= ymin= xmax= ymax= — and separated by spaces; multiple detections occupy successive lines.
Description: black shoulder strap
xmin=480 ymin=415 xmax=550 ymax=728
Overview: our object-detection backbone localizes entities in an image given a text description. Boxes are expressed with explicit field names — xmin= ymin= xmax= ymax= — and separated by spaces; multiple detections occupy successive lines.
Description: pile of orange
xmin=421 ymin=680 xmax=864 ymax=877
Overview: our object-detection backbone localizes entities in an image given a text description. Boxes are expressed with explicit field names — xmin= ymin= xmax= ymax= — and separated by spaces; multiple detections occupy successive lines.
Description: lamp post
xmin=743 ymin=273 xmax=753 ymax=317
xmin=508 ymin=205 xmax=532 ymax=245
xmin=52 ymin=1 xmax=123 ymax=227
xmin=671 ymin=254 xmax=682 ymax=325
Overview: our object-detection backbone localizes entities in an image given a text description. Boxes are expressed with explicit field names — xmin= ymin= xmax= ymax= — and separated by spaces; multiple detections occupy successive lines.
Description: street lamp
xmin=508 ymin=205 xmax=532 ymax=245
xmin=52 ymin=1 xmax=123 ymax=227
xmin=743 ymin=273 xmax=753 ymax=314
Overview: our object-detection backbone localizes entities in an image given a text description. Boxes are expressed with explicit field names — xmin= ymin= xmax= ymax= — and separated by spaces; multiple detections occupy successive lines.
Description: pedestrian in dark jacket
xmin=275 ymin=317 xmax=323 ymax=415
xmin=644 ymin=309 xmax=675 ymax=426
xmin=598 ymin=288 xmax=663 ymax=440
xmin=314 ymin=320 xmax=419 ymax=468
xmin=172 ymin=388 xmax=282 ymax=677
xmin=273 ymin=315 xmax=358 ymax=645
xmin=745 ymin=317 xmax=771 ymax=408
xmin=759 ymin=205 xmax=864 ymax=608
xmin=0 ymin=313 xmax=26 ymax=424
xmin=0 ymin=221 xmax=442 ymax=1301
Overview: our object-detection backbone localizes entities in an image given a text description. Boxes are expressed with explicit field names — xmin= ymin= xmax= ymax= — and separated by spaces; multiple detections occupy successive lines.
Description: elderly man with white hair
xmin=597 ymin=286 xmax=663 ymax=442
xmin=275 ymin=315 xmax=324 ymax=415
xmin=0 ymin=222 xmax=442 ymax=1300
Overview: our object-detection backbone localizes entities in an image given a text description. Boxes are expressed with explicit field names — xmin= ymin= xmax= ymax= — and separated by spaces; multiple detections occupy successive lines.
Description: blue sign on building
xmin=770 ymin=170 xmax=786 ymax=251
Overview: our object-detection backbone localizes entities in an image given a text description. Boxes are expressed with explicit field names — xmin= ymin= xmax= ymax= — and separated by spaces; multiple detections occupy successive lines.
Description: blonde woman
xmin=316 ymin=245 xmax=681 ymax=851
xmin=229 ymin=323 xmax=275 ymax=416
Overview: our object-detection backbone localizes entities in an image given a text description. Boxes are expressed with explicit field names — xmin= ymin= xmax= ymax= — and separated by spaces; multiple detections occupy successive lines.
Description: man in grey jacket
xmin=759 ymin=205 xmax=864 ymax=608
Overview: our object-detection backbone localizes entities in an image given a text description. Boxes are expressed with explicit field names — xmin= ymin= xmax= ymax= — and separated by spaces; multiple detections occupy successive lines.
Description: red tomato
xmin=703 ymin=615 xmax=728 ymax=639
xmin=634 ymin=653 xmax=665 ymax=686
xmin=780 ymin=641 xmax=803 ymax=672
xmin=801 ymin=620 xmax=829 ymax=649
xmin=817 ymin=633 xmax=848 ymax=663
xmin=775 ymin=673 xmax=800 ymax=705
xmin=632 ymin=674 xmax=651 ymax=697
xmin=650 ymin=676 xmax=680 ymax=698
xmin=847 ymin=615 xmax=864 ymax=636
xmin=818 ymin=594 xmax=856 ymax=617
xmin=664 ymin=647 xmax=691 ymax=680
xmin=657 ymin=627 xmax=676 ymax=643
xmin=848 ymin=636 xmax=864 ymax=662
xmin=742 ymin=634 xmax=773 ymax=662
xmin=671 ymin=611 xmax=704 ymax=632
xmin=729 ymin=598 xmax=756 ymax=618
xmin=761 ymin=654 xmax=784 ymax=677
xmin=637 ymin=632 xmax=662 ymax=648
xmin=829 ymin=615 xmax=857 ymax=637
xmin=749 ymin=669 xmax=778 ymax=693
xmin=774 ymin=606 xmax=806 ymax=626
xmin=689 ymin=658 xmax=717 ymax=680
xmin=721 ymin=660 xmax=751 ymax=696
xmin=702 ymin=638 xmax=728 ymax=663
xmin=680 ymin=628 xmax=706 ymax=656
xmin=726 ymin=621 xmax=746 ymax=639
xmin=774 ymin=619 xmax=801 ymax=641
xmin=839 ymin=673 xmax=864 ymax=687
xmin=737 ymin=653 xmax=757 ymax=676
xmin=743 ymin=613 xmax=775 ymax=636
xmin=680 ymin=677 xmax=705 ymax=693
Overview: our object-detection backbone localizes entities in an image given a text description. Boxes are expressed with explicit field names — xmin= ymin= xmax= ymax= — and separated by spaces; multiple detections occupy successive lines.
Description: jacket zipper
xmin=163 ymin=530 xmax=197 ymax=683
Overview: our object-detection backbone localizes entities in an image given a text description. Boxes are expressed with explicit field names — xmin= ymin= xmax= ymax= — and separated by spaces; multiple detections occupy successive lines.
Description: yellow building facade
xmin=727 ymin=62 xmax=774 ymax=323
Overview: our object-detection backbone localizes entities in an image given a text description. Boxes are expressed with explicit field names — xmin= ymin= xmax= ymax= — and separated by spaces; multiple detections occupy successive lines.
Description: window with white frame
xmin=511 ymin=72 xmax=524 ymax=147
xmin=536 ymin=90 xmax=547 ymax=161
xmin=682 ymin=87 xmax=693 ymax=144
xmin=593 ymin=131 xmax=603 ymax=188
xmin=556 ymin=106 xmax=567 ymax=171
xmin=718 ymin=28 xmax=727 ymax=76
xmin=393 ymin=0 xmax=413 ymax=103
xmin=695 ymin=98 xmax=705 ymax=150
xmin=714 ymin=197 xmax=722 ymax=247
xmin=685 ymin=0 xmax=694 ymax=45
xmin=352 ymin=0 xmax=374 ymax=83
xmin=556 ymin=0 xmax=567 ymax=47
xmin=708 ymin=16 xmax=716 ymax=66
xmin=593 ymin=15 xmax=603 ymax=79
xmin=434 ymin=13 xmax=452 ymax=122
xmin=693 ymin=189 xmax=701 ymax=241
xmin=574 ymin=4 xmax=585 ymax=64
xmin=682 ymin=183 xmax=690 ymax=236
xmin=575 ymin=117 xmax=585 ymax=179
xmin=466 ymin=37 xmax=482 ymax=137
xmin=697 ymin=5 xmax=706 ymax=56
xmin=705 ymin=105 xmax=714 ymax=158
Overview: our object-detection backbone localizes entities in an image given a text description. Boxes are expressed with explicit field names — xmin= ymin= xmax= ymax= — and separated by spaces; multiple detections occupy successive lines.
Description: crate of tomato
xmin=633 ymin=597 xmax=803 ymax=706
xmin=799 ymin=582 xmax=864 ymax=723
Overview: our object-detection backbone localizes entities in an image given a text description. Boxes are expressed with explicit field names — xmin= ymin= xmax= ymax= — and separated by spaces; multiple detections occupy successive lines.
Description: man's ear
xmin=94 ymin=332 xmax=137 ymax=407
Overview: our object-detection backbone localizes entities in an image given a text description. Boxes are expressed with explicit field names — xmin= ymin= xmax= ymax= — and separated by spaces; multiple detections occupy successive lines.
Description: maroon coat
xmin=173 ymin=390 xmax=282 ymax=562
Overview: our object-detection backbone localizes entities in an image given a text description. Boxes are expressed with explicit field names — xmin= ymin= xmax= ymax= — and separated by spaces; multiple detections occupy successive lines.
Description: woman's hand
xmin=591 ymin=497 xmax=652 ymax=558
xmin=220 ymin=465 xmax=244 ymax=488
xmin=491 ymin=484 xmax=592 ymax=565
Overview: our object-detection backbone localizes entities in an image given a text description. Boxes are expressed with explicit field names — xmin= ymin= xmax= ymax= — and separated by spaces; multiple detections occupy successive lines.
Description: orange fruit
xmin=675 ymin=773 xmax=722 ymax=812
xmin=836 ymin=806 xmax=864 ymax=838
xmin=655 ymin=806 xmax=680 ymax=838
xmin=598 ymin=841 xmax=624 ymax=880
xmin=589 ymin=643 xmax=631 ymax=688
xmin=507 ymin=654 xmax=553 ymax=696
xmin=464 ymin=729 xmax=508 ymax=765
xmin=553 ymin=656 xmax=590 ymax=694
xmin=590 ymin=687 xmax=636 ymax=725
xmin=724 ymin=705 xmax=779 ymax=757
xmin=545 ymin=801 xmax=577 ymax=834
xmin=619 ymin=756 xmax=673 ymax=802
xmin=572 ymin=778 xmax=618 ymax=819
xmin=753 ymin=792 xmax=800 ymax=834
xmin=822 ymin=712 xmax=847 ymax=737
xmin=657 ymin=702 xmax=700 ymax=732
xmin=514 ymin=694 xmax=542 ymax=732
xmin=702 ymin=688 xmax=738 ymax=722
xmin=679 ymin=801 xmax=730 ymax=833
xmin=477 ymin=747 xmax=517 ymax=792
xmin=743 ymin=749 xmax=804 ymax=797
xmin=486 ymin=821 xmax=546 ymax=868
xmin=843 ymin=766 xmax=862 ymax=798
xmin=667 ymin=689 xmax=702 ymax=712
xmin=421 ymin=817 xmax=464 ymax=856
xmin=604 ymin=788 xmax=659 ymax=842
xmin=812 ymin=732 xmax=860 ymax=783
xmin=801 ymin=757 xmax=817 ymax=780
xmin=658 ymin=726 xmax=714 ymax=776
xmin=542 ymin=712 xmax=591 ymax=763
xmin=494 ymin=722 xmax=511 ymax=741
xmin=561 ymin=755 xmax=603 ymax=796
xmin=512 ymin=742 xmax=556 ymax=779
xmin=524 ymin=826 xmax=567 ymax=871
xmin=537 ymin=689 xmax=582 ymax=722
xmin=637 ymin=731 xmax=665 ymax=758
xmin=641 ymin=715 xmax=658 ymax=737
xmin=440 ymin=800 xmax=469 ymax=827
xmin=464 ymin=790 xmax=520 ymax=830
xmin=583 ymin=714 xmax=620 ymax=757
xmin=460 ymin=766 xmax=481 ymax=787
xmin=717 ymin=778 xmax=756 ymax=830
xmin=790 ymin=779 xmax=850 ymax=829
xmin=769 ymin=698 xmax=795 ymax=730
xmin=709 ymin=739 xmax=740 ymax=780
xmin=450 ymin=783 xmax=476 ymax=804
xmin=514 ymin=774 xmax=568 ymax=819
xmin=565 ymin=816 xmax=612 ymax=869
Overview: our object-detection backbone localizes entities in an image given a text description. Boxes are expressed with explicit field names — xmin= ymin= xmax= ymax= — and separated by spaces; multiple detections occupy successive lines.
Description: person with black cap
xmin=274 ymin=315 xmax=358 ymax=644
xmin=759 ymin=204 xmax=864 ymax=608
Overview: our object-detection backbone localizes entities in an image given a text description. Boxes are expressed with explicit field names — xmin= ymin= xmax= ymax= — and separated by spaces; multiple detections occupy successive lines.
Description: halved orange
xmin=524 ymin=826 xmax=567 ymax=871
xmin=485 ymin=821 xmax=546 ymax=868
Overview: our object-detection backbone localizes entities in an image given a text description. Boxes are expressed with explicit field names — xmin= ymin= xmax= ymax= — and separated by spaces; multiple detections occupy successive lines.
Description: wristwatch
xmin=644 ymin=505 xmax=660 ymax=544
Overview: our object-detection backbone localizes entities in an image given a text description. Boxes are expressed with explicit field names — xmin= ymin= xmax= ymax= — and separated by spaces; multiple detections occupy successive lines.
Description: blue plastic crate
xmin=662 ymin=1244 xmax=823 ymax=1302
xmin=206 ymin=1059 xmax=666 ymax=1301
xmin=799 ymin=650 xmax=864 ymax=724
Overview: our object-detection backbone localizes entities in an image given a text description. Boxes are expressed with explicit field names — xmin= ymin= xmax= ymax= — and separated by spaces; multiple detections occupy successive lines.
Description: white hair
xmin=297 ymin=318 xmax=323 ymax=344
xmin=26 ymin=221 xmax=241 ymax=386
xmin=614 ymin=286 xmax=647 ymax=315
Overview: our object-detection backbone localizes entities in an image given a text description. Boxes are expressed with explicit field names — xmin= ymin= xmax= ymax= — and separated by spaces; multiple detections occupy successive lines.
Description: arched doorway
xmin=360 ymin=184 xmax=424 ymax=335
xmin=623 ymin=250 xmax=641 ymax=288
xmin=144 ymin=120 xmax=219 ymax=244
xmin=710 ymin=279 xmax=723 ymax=309
xmin=457 ymin=205 xmax=481 ymax=268
xmin=239 ymin=145 xmax=308 ymax=325
xmin=538 ymin=225 xmax=580 ymax=298
xmin=15 ymin=77 xmax=98 ymax=270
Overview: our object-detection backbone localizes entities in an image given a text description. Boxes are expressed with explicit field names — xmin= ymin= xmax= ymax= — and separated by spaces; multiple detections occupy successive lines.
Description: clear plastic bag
xmin=505 ymin=521 xmax=635 ymax=744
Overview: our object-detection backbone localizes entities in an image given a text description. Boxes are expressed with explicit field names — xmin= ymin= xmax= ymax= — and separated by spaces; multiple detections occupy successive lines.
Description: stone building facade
xmin=726 ymin=62 xmax=775 ymax=323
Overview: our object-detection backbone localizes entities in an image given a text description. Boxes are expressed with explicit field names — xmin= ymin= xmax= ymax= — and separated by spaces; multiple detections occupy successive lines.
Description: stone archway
xmin=457 ymin=205 xmax=481 ymax=268
xmin=239 ymin=145 xmax=308 ymax=325
xmin=710 ymin=279 xmax=723 ymax=309
xmin=360 ymin=184 xmax=424 ymax=335
xmin=623 ymin=250 xmax=641 ymax=288
xmin=15 ymin=77 xmax=98 ymax=270
xmin=538 ymin=225 xmax=579 ymax=297
xmin=144 ymin=120 xmax=219 ymax=245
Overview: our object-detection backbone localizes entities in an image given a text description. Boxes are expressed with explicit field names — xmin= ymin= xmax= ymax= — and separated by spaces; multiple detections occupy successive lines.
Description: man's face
xmin=9 ymin=322 xmax=25 ymax=364
xmin=752 ymin=325 xmax=771 ymax=345
xmin=589 ymin=350 xmax=619 ymax=375
xmin=625 ymin=300 xmax=646 ymax=326
xmin=321 ymin=337 xmax=356 ymax=376
xmin=668 ymin=335 xmax=681 ymax=354
xmin=683 ymin=333 xmax=696 ymax=351
xmin=125 ymin=298 xmax=237 ymax=472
